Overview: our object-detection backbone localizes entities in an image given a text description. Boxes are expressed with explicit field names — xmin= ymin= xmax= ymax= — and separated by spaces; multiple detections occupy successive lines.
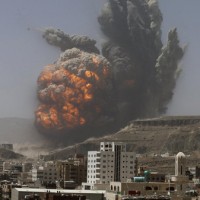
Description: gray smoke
xmin=37 ymin=0 xmax=184 ymax=137
xmin=98 ymin=0 xmax=184 ymax=121
xmin=43 ymin=28 xmax=100 ymax=54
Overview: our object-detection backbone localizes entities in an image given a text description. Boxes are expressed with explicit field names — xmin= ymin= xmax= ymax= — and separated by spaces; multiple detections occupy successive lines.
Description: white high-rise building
xmin=87 ymin=142 xmax=136 ymax=185
xmin=87 ymin=151 xmax=101 ymax=184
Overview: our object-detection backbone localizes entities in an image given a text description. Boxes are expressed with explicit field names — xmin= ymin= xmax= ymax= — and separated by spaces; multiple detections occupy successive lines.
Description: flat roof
xmin=13 ymin=188 xmax=106 ymax=194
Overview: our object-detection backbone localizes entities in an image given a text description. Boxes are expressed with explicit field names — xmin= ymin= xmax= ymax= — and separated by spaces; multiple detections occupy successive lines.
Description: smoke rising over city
xmin=36 ymin=0 xmax=184 ymax=137
xmin=1 ymin=0 xmax=200 ymax=149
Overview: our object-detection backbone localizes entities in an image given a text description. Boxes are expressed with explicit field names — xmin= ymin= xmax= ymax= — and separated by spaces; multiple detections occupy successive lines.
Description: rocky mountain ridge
xmin=44 ymin=116 xmax=200 ymax=160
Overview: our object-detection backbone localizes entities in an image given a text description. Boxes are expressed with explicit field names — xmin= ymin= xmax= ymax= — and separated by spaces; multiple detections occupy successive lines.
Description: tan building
xmin=109 ymin=181 xmax=175 ymax=196
xmin=56 ymin=154 xmax=87 ymax=187
xmin=106 ymin=152 xmax=191 ymax=200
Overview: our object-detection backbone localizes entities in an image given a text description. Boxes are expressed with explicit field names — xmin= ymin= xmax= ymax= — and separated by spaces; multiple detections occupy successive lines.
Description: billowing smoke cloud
xmin=35 ymin=48 xmax=115 ymax=133
xmin=42 ymin=28 xmax=100 ymax=54
xmin=98 ymin=0 xmax=184 ymax=119
xmin=36 ymin=0 xmax=184 ymax=136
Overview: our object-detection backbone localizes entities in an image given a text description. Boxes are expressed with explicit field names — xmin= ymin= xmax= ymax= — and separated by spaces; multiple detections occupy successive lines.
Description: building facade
xmin=87 ymin=142 xmax=136 ymax=185
xmin=56 ymin=154 xmax=87 ymax=188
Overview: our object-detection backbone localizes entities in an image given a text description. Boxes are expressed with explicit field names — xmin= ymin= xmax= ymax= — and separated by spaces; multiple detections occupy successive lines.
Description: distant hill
xmin=44 ymin=116 xmax=200 ymax=160
xmin=0 ymin=148 xmax=24 ymax=160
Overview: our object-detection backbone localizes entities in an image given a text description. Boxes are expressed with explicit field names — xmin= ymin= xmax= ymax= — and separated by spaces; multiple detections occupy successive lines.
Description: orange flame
xmin=35 ymin=50 xmax=112 ymax=131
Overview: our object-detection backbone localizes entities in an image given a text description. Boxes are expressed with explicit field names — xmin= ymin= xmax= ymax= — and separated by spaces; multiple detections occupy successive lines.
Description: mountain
xmin=44 ymin=116 xmax=200 ymax=160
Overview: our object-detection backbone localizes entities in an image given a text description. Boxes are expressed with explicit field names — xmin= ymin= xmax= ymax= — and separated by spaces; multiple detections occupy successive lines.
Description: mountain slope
xmin=44 ymin=116 xmax=200 ymax=160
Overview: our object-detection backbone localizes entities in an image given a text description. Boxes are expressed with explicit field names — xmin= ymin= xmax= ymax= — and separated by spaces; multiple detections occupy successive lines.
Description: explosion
xmin=35 ymin=48 xmax=114 ymax=132
xmin=36 ymin=0 xmax=184 ymax=137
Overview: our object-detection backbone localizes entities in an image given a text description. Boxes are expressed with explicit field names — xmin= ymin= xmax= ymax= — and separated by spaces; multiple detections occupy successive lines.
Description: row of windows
xmin=102 ymin=160 xmax=114 ymax=163
xmin=121 ymin=166 xmax=133 ymax=169
xmin=88 ymin=170 xmax=96 ymax=173
xmin=43 ymin=177 xmax=57 ymax=180
xmin=88 ymin=159 xmax=100 ymax=163
xmin=102 ymin=176 xmax=113 ymax=179
xmin=88 ymin=180 xmax=96 ymax=184
xmin=122 ymin=161 xmax=134 ymax=163
xmin=122 ymin=155 xmax=134 ymax=158
xmin=101 ymin=154 xmax=134 ymax=158
xmin=88 ymin=175 xmax=96 ymax=178
xmin=88 ymin=154 xmax=100 ymax=157
xmin=44 ymin=173 xmax=57 ymax=175
xmin=102 ymin=155 xmax=114 ymax=157
xmin=87 ymin=165 xmax=98 ymax=168
xmin=102 ymin=165 xmax=114 ymax=168
xmin=102 ymin=170 xmax=113 ymax=173
xmin=101 ymin=170 xmax=133 ymax=174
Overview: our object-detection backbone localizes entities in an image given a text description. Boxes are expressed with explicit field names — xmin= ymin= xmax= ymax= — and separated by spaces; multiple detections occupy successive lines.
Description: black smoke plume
xmin=36 ymin=0 xmax=184 ymax=138
xmin=98 ymin=0 xmax=184 ymax=120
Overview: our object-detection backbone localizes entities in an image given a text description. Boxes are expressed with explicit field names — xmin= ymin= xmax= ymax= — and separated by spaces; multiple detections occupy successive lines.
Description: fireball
xmin=35 ymin=48 xmax=113 ymax=132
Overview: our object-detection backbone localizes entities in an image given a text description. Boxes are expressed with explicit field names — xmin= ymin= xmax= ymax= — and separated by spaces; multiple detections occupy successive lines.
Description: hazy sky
xmin=159 ymin=0 xmax=200 ymax=116
xmin=0 ymin=0 xmax=200 ymax=118
xmin=0 ymin=0 xmax=106 ymax=118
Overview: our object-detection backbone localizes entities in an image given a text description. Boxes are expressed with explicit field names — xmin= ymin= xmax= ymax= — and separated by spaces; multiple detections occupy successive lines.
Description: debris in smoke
xmin=42 ymin=28 xmax=100 ymax=54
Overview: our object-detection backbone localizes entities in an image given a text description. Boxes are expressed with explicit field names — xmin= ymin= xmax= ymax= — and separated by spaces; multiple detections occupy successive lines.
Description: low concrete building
xmin=11 ymin=188 xmax=106 ymax=200
xmin=109 ymin=181 xmax=175 ymax=196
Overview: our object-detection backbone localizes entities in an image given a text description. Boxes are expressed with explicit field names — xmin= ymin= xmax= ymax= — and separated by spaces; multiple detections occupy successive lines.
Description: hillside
xmin=44 ymin=116 xmax=200 ymax=160
xmin=0 ymin=148 xmax=24 ymax=160
xmin=1 ymin=116 xmax=200 ymax=160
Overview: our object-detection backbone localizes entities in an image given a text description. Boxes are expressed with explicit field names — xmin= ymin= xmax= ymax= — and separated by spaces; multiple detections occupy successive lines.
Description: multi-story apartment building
xmin=87 ymin=151 xmax=101 ymax=184
xmin=32 ymin=162 xmax=58 ymax=185
xmin=32 ymin=166 xmax=44 ymax=182
xmin=87 ymin=142 xmax=136 ymax=185
xmin=56 ymin=154 xmax=87 ymax=188
xmin=43 ymin=162 xmax=58 ymax=185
